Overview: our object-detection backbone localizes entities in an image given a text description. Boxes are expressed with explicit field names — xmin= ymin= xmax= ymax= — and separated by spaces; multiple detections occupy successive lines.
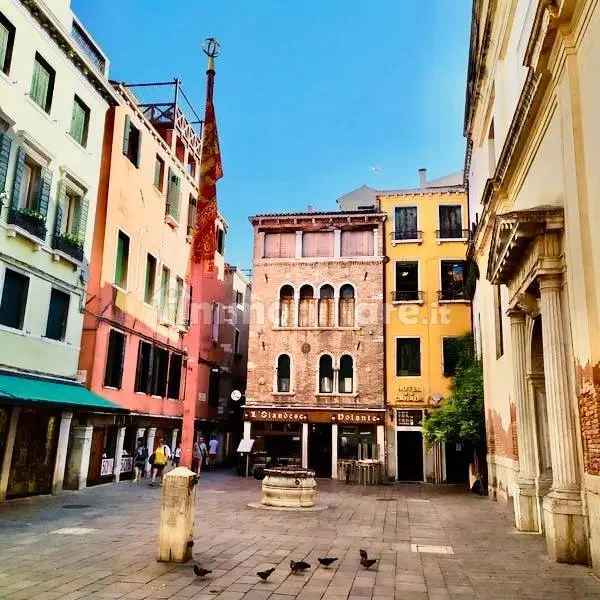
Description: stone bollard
xmin=158 ymin=467 xmax=198 ymax=563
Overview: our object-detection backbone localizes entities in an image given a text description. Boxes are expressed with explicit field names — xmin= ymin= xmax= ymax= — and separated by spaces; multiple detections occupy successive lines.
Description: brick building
xmin=244 ymin=209 xmax=386 ymax=477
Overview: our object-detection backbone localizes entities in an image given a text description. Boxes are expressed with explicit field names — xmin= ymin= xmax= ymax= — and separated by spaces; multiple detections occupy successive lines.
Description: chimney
xmin=418 ymin=168 xmax=427 ymax=188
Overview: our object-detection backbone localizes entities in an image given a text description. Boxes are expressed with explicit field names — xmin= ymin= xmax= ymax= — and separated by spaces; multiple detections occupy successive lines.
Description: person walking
xmin=150 ymin=438 xmax=170 ymax=486
xmin=133 ymin=438 xmax=148 ymax=483
xmin=208 ymin=435 xmax=219 ymax=470
xmin=172 ymin=443 xmax=182 ymax=467
xmin=193 ymin=438 xmax=207 ymax=476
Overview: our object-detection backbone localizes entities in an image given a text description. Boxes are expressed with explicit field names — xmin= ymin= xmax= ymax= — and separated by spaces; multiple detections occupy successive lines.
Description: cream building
xmin=465 ymin=0 xmax=600 ymax=570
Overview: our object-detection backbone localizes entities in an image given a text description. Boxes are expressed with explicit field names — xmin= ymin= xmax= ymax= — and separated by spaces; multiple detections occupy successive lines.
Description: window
xmin=276 ymin=354 xmax=291 ymax=392
xmin=438 ymin=205 xmax=463 ymax=238
xmin=341 ymin=229 xmax=374 ymax=256
xmin=443 ymin=337 xmax=461 ymax=377
xmin=187 ymin=156 xmax=196 ymax=178
xmin=339 ymin=355 xmax=354 ymax=393
xmin=166 ymin=170 xmax=180 ymax=221
xmin=394 ymin=261 xmax=419 ymax=301
xmin=0 ymin=12 xmax=16 ymax=75
xmin=216 ymin=227 xmax=225 ymax=255
xmin=211 ymin=302 xmax=220 ymax=341
xmin=302 ymin=231 xmax=334 ymax=257
xmin=208 ymin=368 xmax=220 ymax=407
xmin=235 ymin=290 xmax=244 ymax=306
xmin=298 ymin=284 xmax=315 ymax=327
xmin=122 ymin=115 xmax=141 ymax=167
xmin=394 ymin=206 xmax=419 ymax=241
xmin=18 ymin=156 xmax=42 ymax=211
xmin=45 ymin=288 xmax=70 ymax=341
xmin=494 ymin=284 xmax=504 ymax=358
xmin=154 ymin=155 xmax=165 ymax=190
xmin=167 ymin=353 xmax=183 ymax=399
xmin=114 ymin=231 xmax=130 ymax=289
xmin=134 ymin=340 xmax=152 ymax=393
xmin=318 ymin=285 xmax=335 ymax=327
xmin=104 ymin=329 xmax=126 ymax=388
xmin=159 ymin=266 xmax=170 ymax=319
xmin=233 ymin=329 xmax=240 ymax=354
xmin=30 ymin=53 xmax=55 ymax=113
xmin=319 ymin=355 xmax=334 ymax=393
xmin=396 ymin=338 xmax=421 ymax=376
xmin=187 ymin=195 xmax=196 ymax=236
xmin=279 ymin=285 xmax=294 ymax=327
xmin=264 ymin=232 xmax=295 ymax=258
xmin=0 ymin=268 xmax=29 ymax=329
xmin=174 ymin=277 xmax=184 ymax=323
xmin=339 ymin=284 xmax=355 ymax=327
xmin=440 ymin=260 xmax=466 ymax=300
xmin=488 ymin=120 xmax=496 ymax=175
xmin=150 ymin=347 xmax=169 ymax=396
xmin=69 ymin=96 xmax=90 ymax=147
xmin=144 ymin=254 xmax=157 ymax=304
xmin=61 ymin=188 xmax=83 ymax=237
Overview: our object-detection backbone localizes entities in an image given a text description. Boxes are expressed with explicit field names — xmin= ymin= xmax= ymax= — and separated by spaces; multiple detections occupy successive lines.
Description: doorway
xmin=445 ymin=440 xmax=470 ymax=484
xmin=309 ymin=424 xmax=331 ymax=477
xmin=396 ymin=430 xmax=424 ymax=481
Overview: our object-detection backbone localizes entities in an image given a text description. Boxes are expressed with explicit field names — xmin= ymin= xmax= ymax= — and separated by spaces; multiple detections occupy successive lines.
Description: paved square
xmin=0 ymin=473 xmax=598 ymax=599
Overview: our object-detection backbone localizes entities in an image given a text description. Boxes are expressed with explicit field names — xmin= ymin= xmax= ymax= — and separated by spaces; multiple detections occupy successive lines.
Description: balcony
xmin=390 ymin=229 xmax=423 ymax=243
xmin=438 ymin=289 xmax=468 ymax=302
xmin=436 ymin=228 xmax=470 ymax=241
xmin=7 ymin=208 xmax=47 ymax=241
xmin=51 ymin=234 xmax=84 ymax=262
xmin=391 ymin=290 xmax=424 ymax=303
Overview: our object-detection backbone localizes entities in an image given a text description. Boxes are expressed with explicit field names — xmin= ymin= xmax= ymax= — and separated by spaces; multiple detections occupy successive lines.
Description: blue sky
xmin=73 ymin=1 xmax=472 ymax=270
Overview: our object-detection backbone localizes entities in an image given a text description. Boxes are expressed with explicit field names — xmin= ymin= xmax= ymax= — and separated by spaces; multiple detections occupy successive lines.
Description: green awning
xmin=0 ymin=372 xmax=125 ymax=412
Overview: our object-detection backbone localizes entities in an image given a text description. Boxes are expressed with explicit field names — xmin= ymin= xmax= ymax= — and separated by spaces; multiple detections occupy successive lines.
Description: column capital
xmin=506 ymin=307 xmax=527 ymax=322
xmin=538 ymin=273 xmax=563 ymax=291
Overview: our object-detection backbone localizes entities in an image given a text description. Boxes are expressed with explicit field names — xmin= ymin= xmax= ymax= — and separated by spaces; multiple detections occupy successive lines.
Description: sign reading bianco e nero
xmin=244 ymin=408 xmax=384 ymax=425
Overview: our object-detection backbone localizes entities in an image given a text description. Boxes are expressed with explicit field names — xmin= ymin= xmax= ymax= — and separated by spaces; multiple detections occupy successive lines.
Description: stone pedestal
xmin=158 ymin=467 xmax=197 ymax=563
xmin=113 ymin=426 xmax=126 ymax=483
xmin=261 ymin=468 xmax=317 ymax=508
xmin=65 ymin=426 xmax=93 ymax=490
xmin=52 ymin=411 xmax=73 ymax=494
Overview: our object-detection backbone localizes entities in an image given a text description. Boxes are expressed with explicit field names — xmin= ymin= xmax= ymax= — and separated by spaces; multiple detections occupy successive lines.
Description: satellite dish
xmin=231 ymin=389 xmax=242 ymax=402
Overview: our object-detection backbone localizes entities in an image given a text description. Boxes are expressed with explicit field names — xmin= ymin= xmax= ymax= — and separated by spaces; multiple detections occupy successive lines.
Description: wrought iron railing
xmin=438 ymin=289 xmax=467 ymax=301
xmin=391 ymin=290 xmax=423 ymax=302
xmin=390 ymin=229 xmax=423 ymax=241
xmin=436 ymin=228 xmax=470 ymax=240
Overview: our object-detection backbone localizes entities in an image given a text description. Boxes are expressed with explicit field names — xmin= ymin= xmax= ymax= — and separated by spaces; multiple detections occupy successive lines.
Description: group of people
xmin=132 ymin=435 xmax=219 ymax=486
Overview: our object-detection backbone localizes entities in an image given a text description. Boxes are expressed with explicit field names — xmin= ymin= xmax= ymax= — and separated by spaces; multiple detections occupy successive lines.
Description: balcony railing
xmin=391 ymin=290 xmax=424 ymax=302
xmin=390 ymin=229 xmax=423 ymax=242
xmin=7 ymin=209 xmax=47 ymax=241
xmin=51 ymin=234 xmax=84 ymax=262
xmin=436 ymin=228 xmax=470 ymax=240
xmin=438 ymin=289 xmax=468 ymax=302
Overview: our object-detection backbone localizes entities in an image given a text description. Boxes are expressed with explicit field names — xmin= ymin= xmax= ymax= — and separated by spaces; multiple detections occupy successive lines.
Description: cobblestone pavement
xmin=0 ymin=472 xmax=598 ymax=600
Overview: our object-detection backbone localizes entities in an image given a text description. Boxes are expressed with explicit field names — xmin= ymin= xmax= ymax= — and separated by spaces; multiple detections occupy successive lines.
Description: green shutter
xmin=76 ymin=197 xmax=88 ymax=243
xmin=0 ymin=23 xmax=8 ymax=72
xmin=0 ymin=133 xmax=12 ymax=196
xmin=166 ymin=172 xmax=180 ymax=220
xmin=31 ymin=58 xmax=50 ymax=110
xmin=70 ymin=99 xmax=85 ymax=145
xmin=36 ymin=166 xmax=52 ymax=220
xmin=122 ymin=114 xmax=131 ymax=157
xmin=53 ymin=203 xmax=63 ymax=237
xmin=10 ymin=147 xmax=26 ymax=210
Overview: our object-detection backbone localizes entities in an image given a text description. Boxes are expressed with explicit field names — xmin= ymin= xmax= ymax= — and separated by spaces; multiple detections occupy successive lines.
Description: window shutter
xmin=122 ymin=115 xmax=131 ymax=156
xmin=76 ymin=196 xmax=89 ymax=243
xmin=10 ymin=147 xmax=26 ymax=210
xmin=53 ymin=203 xmax=63 ymax=237
xmin=53 ymin=181 xmax=66 ymax=236
xmin=36 ymin=166 xmax=52 ymax=220
xmin=0 ymin=133 xmax=12 ymax=196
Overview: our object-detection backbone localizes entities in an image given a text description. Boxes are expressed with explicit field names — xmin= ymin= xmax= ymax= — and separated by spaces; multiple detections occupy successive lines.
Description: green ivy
xmin=422 ymin=334 xmax=484 ymax=448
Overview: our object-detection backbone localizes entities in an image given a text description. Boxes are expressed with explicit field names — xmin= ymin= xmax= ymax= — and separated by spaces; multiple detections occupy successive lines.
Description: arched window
xmin=276 ymin=354 xmax=291 ymax=392
xmin=339 ymin=284 xmax=355 ymax=327
xmin=298 ymin=284 xmax=315 ymax=327
xmin=318 ymin=285 xmax=335 ymax=327
xmin=318 ymin=354 xmax=334 ymax=393
xmin=279 ymin=285 xmax=294 ymax=327
xmin=339 ymin=355 xmax=354 ymax=393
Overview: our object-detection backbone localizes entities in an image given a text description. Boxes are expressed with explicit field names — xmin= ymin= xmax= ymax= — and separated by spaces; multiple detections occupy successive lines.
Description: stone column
xmin=113 ymin=426 xmax=126 ymax=483
xmin=333 ymin=229 xmax=341 ymax=258
xmin=331 ymin=424 xmax=338 ymax=479
xmin=295 ymin=231 xmax=302 ymax=258
xmin=171 ymin=429 xmax=179 ymax=454
xmin=51 ymin=411 xmax=73 ymax=494
xmin=301 ymin=422 xmax=308 ymax=469
xmin=243 ymin=421 xmax=251 ymax=442
xmin=0 ymin=407 xmax=20 ymax=502
xmin=65 ymin=426 xmax=93 ymax=490
xmin=508 ymin=309 xmax=541 ymax=532
xmin=135 ymin=427 xmax=146 ymax=443
xmin=146 ymin=427 xmax=157 ymax=475
xmin=538 ymin=275 xmax=588 ymax=563
xmin=376 ymin=425 xmax=385 ymax=464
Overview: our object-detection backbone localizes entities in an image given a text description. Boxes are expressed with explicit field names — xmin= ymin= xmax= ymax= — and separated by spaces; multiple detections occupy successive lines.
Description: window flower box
xmin=52 ymin=233 xmax=84 ymax=262
xmin=7 ymin=208 xmax=47 ymax=241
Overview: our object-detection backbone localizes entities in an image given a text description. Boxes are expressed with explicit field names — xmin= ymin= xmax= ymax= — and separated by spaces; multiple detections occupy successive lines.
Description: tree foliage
xmin=422 ymin=335 xmax=484 ymax=447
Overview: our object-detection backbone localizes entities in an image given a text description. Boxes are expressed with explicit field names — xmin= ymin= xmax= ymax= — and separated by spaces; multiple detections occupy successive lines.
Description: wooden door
xmin=87 ymin=427 xmax=105 ymax=484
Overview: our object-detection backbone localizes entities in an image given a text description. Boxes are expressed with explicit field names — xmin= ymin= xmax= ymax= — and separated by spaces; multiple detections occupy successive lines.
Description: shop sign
xmin=395 ymin=385 xmax=424 ymax=403
xmin=244 ymin=408 xmax=308 ymax=422
xmin=396 ymin=410 xmax=423 ymax=426
xmin=331 ymin=411 xmax=383 ymax=424
xmin=121 ymin=457 xmax=133 ymax=473
xmin=244 ymin=408 xmax=384 ymax=425
xmin=100 ymin=458 xmax=114 ymax=477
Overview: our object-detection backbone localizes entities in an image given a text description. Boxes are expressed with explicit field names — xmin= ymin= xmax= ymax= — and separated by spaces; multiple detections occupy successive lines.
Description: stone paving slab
xmin=0 ymin=473 xmax=599 ymax=599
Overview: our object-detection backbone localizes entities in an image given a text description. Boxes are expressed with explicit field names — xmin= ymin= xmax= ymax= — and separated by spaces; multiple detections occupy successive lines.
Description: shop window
xmin=154 ymin=155 xmax=165 ymax=191
xmin=69 ymin=95 xmax=90 ymax=147
xmin=443 ymin=337 xmax=461 ymax=377
xmin=0 ymin=268 xmax=29 ymax=330
xmin=394 ymin=261 xmax=419 ymax=301
xmin=104 ymin=329 xmax=126 ymax=388
xmin=167 ymin=353 xmax=183 ymax=399
xmin=339 ymin=284 xmax=355 ymax=327
xmin=396 ymin=338 xmax=421 ymax=376
xmin=319 ymin=355 xmax=334 ymax=393
xmin=338 ymin=426 xmax=376 ymax=460
xmin=339 ymin=354 xmax=354 ymax=393
xmin=45 ymin=288 xmax=70 ymax=341
xmin=114 ymin=230 xmax=130 ymax=289
xmin=122 ymin=115 xmax=141 ymax=167
xmin=264 ymin=232 xmax=295 ymax=258
xmin=0 ymin=12 xmax=16 ymax=75
xmin=440 ymin=260 xmax=466 ymax=300
xmin=438 ymin=205 xmax=463 ymax=238
xmin=150 ymin=347 xmax=169 ymax=396
xmin=276 ymin=354 xmax=291 ymax=392
xmin=394 ymin=206 xmax=418 ymax=240
xmin=279 ymin=285 xmax=294 ymax=327
xmin=30 ymin=52 xmax=55 ymax=113
xmin=298 ymin=284 xmax=315 ymax=327
xmin=134 ymin=340 xmax=152 ymax=394
xmin=318 ymin=284 xmax=335 ymax=327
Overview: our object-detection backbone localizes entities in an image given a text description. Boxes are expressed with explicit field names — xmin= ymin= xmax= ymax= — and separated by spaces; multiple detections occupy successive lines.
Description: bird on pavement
xmin=359 ymin=549 xmax=368 ymax=561
xmin=290 ymin=560 xmax=311 ymax=574
xmin=257 ymin=567 xmax=276 ymax=581
xmin=193 ymin=565 xmax=212 ymax=578
xmin=318 ymin=557 xmax=338 ymax=567
xmin=361 ymin=558 xmax=378 ymax=570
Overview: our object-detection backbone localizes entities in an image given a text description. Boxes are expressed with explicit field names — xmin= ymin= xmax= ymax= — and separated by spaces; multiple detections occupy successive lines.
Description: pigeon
xmin=359 ymin=549 xmax=368 ymax=561
xmin=361 ymin=558 xmax=378 ymax=570
xmin=257 ymin=567 xmax=276 ymax=581
xmin=290 ymin=560 xmax=311 ymax=574
xmin=193 ymin=565 xmax=212 ymax=578
xmin=318 ymin=557 xmax=338 ymax=567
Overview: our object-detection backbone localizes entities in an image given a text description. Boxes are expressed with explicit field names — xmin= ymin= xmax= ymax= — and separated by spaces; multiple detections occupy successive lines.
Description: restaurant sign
xmin=244 ymin=408 xmax=384 ymax=425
